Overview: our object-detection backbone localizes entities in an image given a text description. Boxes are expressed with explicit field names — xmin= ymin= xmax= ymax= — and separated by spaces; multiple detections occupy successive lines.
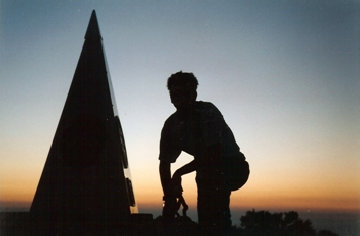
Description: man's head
xmin=167 ymin=71 xmax=198 ymax=110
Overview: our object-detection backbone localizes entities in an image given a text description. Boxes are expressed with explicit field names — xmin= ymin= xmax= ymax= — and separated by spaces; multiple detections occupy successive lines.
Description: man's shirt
xmin=159 ymin=101 xmax=240 ymax=164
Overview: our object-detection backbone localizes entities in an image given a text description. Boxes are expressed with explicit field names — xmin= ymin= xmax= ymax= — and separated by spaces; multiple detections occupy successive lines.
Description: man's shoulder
xmin=197 ymin=100 xmax=219 ymax=109
xmin=196 ymin=101 xmax=213 ymax=107
xmin=196 ymin=101 xmax=222 ymax=116
xmin=162 ymin=111 xmax=180 ymax=130
xmin=164 ymin=111 xmax=178 ymax=123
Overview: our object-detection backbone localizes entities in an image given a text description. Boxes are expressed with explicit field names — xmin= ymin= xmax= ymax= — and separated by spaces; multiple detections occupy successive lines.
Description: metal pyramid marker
xmin=30 ymin=10 xmax=137 ymax=231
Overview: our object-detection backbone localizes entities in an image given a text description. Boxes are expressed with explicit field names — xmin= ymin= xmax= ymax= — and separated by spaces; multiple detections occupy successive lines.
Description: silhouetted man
xmin=159 ymin=71 xmax=245 ymax=234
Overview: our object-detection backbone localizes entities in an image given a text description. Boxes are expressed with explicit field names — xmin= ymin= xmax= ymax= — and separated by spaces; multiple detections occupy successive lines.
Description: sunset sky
xmin=0 ymin=0 xmax=359 ymax=215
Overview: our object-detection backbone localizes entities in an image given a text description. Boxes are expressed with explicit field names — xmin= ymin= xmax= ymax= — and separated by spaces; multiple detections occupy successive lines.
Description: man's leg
xmin=197 ymin=180 xmax=231 ymax=235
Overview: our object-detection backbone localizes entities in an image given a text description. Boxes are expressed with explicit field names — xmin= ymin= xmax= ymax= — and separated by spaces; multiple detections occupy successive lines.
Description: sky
xmin=0 ymin=0 xmax=359 ymax=215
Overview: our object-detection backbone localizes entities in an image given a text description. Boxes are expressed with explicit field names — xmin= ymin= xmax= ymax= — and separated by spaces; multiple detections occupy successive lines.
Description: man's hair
xmin=167 ymin=71 xmax=199 ymax=90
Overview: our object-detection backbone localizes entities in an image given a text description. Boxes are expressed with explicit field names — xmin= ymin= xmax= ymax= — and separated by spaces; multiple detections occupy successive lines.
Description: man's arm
xmin=171 ymin=160 xmax=197 ymax=193
xmin=172 ymin=160 xmax=196 ymax=179
xmin=159 ymin=117 xmax=181 ymax=197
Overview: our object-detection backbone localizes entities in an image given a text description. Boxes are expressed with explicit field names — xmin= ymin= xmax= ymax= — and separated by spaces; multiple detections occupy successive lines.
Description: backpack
xmin=223 ymin=152 xmax=250 ymax=191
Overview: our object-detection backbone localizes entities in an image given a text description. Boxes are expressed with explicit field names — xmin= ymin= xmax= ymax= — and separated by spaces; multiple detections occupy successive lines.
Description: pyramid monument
xmin=30 ymin=10 xmax=137 ymax=232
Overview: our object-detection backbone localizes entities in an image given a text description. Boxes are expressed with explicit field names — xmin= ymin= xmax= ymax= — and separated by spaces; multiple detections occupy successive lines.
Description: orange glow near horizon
xmin=1 ymin=154 xmax=359 ymax=213
xmin=2 ymin=192 xmax=359 ymax=213
xmin=0 ymin=169 xmax=39 ymax=204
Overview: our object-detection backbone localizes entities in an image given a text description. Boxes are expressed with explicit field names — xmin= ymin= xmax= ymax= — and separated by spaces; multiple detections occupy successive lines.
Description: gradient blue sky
xmin=1 ymin=0 xmax=359 ymax=213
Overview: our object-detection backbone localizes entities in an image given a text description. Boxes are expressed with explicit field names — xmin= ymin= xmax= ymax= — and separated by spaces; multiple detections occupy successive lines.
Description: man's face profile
xmin=169 ymin=85 xmax=196 ymax=110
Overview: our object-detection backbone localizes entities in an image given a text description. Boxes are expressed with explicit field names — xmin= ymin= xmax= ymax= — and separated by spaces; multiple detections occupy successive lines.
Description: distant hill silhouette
xmin=0 ymin=210 xmax=339 ymax=236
